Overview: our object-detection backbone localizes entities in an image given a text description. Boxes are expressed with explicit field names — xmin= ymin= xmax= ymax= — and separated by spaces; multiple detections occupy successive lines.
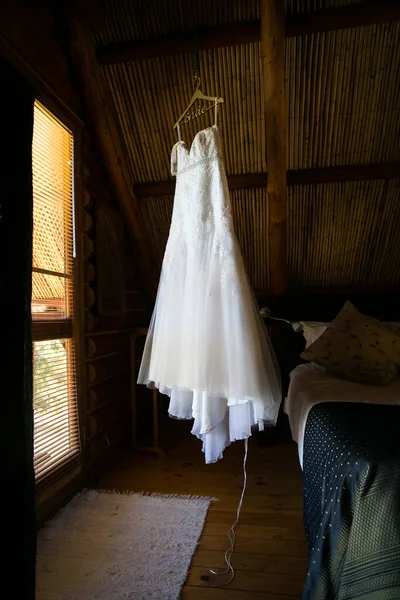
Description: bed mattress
xmin=286 ymin=365 xmax=400 ymax=599
xmin=285 ymin=364 xmax=400 ymax=468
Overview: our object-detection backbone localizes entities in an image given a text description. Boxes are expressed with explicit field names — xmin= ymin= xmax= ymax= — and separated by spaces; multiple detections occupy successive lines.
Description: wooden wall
xmin=0 ymin=2 xmax=151 ymax=490
xmin=80 ymin=135 xmax=150 ymax=477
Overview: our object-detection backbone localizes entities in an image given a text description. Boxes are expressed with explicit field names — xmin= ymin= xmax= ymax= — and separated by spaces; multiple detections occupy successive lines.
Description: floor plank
xmin=192 ymin=550 xmax=307 ymax=574
xmin=197 ymin=535 xmax=309 ymax=557
xmin=198 ymin=535 xmax=309 ymax=558
xmin=186 ymin=567 xmax=304 ymax=596
xmin=98 ymin=422 xmax=308 ymax=598
xmin=201 ymin=522 xmax=305 ymax=542
xmin=181 ymin=588 xmax=296 ymax=600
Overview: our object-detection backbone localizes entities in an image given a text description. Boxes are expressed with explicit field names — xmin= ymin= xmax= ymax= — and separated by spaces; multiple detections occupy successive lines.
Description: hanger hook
xmin=193 ymin=75 xmax=201 ymax=91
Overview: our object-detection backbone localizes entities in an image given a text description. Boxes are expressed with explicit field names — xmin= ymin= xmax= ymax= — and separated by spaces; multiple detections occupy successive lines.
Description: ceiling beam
xmin=67 ymin=0 xmax=106 ymax=33
xmin=286 ymin=0 xmax=400 ymax=37
xmin=96 ymin=1 xmax=400 ymax=65
xmin=256 ymin=284 xmax=400 ymax=299
xmin=261 ymin=0 xmax=287 ymax=296
xmin=0 ymin=2 xmax=81 ymax=117
xmin=134 ymin=173 xmax=268 ymax=197
xmin=288 ymin=162 xmax=400 ymax=185
xmin=97 ymin=22 xmax=259 ymax=64
xmin=134 ymin=162 xmax=400 ymax=198
xmin=64 ymin=18 xmax=158 ymax=300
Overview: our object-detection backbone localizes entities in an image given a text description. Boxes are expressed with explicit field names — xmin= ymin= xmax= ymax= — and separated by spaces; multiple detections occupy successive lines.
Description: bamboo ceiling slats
xmin=286 ymin=22 xmax=400 ymax=169
xmin=95 ymin=1 xmax=400 ymax=68
xmin=142 ymin=178 xmax=400 ymax=292
xmin=102 ymin=42 xmax=265 ymax=183
xmin=286 ymin=0 xmax=364 ymax=12
xmin=139 ymin=195 xmax=173 ymax=267
xmin=100 ymin=20 xmax=400 ymax=182
xmin=95 ymin=0 xmax=382 ymax=62
xmin=95 ymin=0 xmax=370 ymax=46
xmin=94 ymin=0 xmax=400 ymax=292
xmin=231 ymin=188 xmax=269 ymax=291
xmin=95 ymin=0 xmax=259 ymax=45
xmin=288 ymin=179 xmax=400 ymax=288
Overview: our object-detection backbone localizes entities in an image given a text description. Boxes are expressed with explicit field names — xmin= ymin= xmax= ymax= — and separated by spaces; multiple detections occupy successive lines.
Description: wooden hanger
xmin=173 ymin=76 xmax=224 ymax=130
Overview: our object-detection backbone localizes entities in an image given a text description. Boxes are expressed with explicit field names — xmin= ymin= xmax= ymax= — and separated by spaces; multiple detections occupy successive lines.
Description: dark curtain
xmin=0 ymin=58 xmax=36 ymax=598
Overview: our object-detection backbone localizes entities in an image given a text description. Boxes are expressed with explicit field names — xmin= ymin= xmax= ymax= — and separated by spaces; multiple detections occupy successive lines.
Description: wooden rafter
xmin=286 ymin=0 xmax=400 ymax=37
xmin=287 ymin=162 xmax=400 ymax=186
xmin=0 ymin=2 xmax=81 ymax=117
xmin=256 ymin=284 xmax=400 ymax=300
xmin=134 ymin=174 xmax=268 ymax=198
xmin=261 ymin=0 xmax=287 ymax=296
xmin=133 ymin=163 xmax=400 ymax=198
xmin=67 ymin=0 xmax=106 ymax=33
xmin=96 ymin=1 xmax=400 ymax=65
xmin=64 ymin=18 xmax=158 ymax=299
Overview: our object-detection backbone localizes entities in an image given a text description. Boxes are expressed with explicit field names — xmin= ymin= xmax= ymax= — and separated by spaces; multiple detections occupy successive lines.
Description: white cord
xmin=209 ymin=437 xmax=248 ymax=587
xmin=260 ymin=307 xmax=293 ymax=326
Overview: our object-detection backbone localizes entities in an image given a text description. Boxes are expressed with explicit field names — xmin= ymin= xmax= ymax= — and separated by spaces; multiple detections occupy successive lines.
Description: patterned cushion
xmin=301 ymin=301 xmax=400 ymax=386
xmin=385 ymin=322 xmax=400 ymax=334
xmin=299 ymin=321 xmax=329 ymax=347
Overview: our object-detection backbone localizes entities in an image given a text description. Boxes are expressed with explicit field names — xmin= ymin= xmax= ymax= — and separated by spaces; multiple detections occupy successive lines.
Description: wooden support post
xmin=261 ymin=0 xmax=287 ymax=295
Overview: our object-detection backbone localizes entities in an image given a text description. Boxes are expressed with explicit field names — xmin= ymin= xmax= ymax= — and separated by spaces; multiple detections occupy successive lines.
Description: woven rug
xmin=36 ymin=489 xmax=213 ymax=600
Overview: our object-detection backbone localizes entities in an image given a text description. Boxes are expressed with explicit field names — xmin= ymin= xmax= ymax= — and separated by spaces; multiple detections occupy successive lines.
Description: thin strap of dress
xmin=171 ymin=142 xmax=179 ymax=176
xmin=177 ymin=122 xmax=182 ymax=142
xmin=214 ymin=99 xmax=218 ymax=127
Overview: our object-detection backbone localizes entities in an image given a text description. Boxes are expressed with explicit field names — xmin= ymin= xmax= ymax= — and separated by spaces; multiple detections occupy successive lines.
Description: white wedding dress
xmin=138 ymin=115 xmax=282 ymax=463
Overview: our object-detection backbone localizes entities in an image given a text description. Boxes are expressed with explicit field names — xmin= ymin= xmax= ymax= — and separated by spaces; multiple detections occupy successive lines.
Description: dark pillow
xmin=301 ymin=301 xmax=400 ymax=386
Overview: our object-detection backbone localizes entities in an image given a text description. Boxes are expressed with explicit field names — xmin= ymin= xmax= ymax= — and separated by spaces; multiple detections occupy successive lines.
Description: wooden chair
xmin=129 ymin=328 xmax=165 ymax=457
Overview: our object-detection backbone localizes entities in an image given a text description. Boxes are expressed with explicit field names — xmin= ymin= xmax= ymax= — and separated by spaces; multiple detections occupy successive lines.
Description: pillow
xmin=384 ymin=322 xmax=400 ymax=334
xmin=292 ymin=321 xmax=329 ymax=347
xmin=301 ymin=301 xmax=400 ymax=386
xmin=293 ymin=317 xmax=400 ymax=348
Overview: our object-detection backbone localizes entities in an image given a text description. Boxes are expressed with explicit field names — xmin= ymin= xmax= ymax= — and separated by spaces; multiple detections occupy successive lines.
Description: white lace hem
xmin=141 ymin=381 xmax=281 ymax=463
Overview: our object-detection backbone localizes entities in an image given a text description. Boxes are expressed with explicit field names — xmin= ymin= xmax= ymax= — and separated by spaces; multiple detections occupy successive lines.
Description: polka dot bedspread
xmin=302 ymin=402 xmax=400 ymax=599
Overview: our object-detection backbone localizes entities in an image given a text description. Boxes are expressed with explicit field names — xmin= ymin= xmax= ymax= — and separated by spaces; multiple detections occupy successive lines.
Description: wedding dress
xmin=138 ymin=108 xmax=281 ymax=463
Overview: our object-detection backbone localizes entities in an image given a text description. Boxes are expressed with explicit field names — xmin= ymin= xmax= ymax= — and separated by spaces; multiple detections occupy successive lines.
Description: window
xmin=32 ymin=100 xmax=80 ymax=483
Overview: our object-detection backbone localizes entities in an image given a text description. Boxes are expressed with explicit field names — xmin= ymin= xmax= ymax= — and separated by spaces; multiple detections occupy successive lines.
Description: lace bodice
xmin=170 ymin=125 xmax=222 ymax=176
xmin=164 ymin=125 xmax=239 ymax=289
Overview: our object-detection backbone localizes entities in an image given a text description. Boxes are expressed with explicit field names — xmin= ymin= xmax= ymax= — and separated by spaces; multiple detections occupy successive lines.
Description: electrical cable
xmin=209 ymin=437 xmax=249 ymax=587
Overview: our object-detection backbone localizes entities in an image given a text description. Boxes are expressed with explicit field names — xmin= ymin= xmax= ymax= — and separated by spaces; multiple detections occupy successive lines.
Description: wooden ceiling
xmin=83 ymin=0 xmax=400 ymax=296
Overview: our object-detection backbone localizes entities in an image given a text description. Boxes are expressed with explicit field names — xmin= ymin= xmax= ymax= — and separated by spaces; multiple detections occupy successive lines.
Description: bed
xmin=286 ymin=364 xmax=400 ymax=599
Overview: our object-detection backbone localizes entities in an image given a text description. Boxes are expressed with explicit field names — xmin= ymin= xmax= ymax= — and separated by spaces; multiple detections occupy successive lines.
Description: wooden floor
xmin=99 ymin=422 xmax=308 ymax=600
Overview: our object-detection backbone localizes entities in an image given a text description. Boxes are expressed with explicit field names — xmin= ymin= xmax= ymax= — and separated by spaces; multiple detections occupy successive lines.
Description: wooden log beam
xmin=286 ymin=0 xmax=400 ymax=37
xmin=133 ymin=162 xmax=400 ymax=198
xmin=261 ymin=0 xmax=287 ymax=295
xmin=134 ymin=173 xmax=268 ymax=197
xmin=97 ymin=21 xmax=260 ymax=64
xmin=68 ymin=0 xmax=106 ymax=33
xmin=96 ymin=1 xmax=400 ymax=65
xmin=256 ymin=284 xmax=400 ymax=300
xmin=63 ymin=18 xmax=158 ymax=299
xmin=288 ymin=162 xmax=400 ymax=185
xmin=0 ymin=2 xmax=81 ymax=118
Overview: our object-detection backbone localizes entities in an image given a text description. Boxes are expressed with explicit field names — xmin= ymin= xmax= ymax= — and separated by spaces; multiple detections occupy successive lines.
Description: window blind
xmin=32 ymin=101 xmax=74 ymax=322
xmin=32 ymin=101 xmax=80 ymax=483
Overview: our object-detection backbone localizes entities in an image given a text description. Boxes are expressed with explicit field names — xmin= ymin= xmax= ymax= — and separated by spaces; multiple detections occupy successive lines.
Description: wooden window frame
xmin=2 ymin=28 xmax=87 ymax=523
xmin=32 ymin=94 xmax=87 ymax=505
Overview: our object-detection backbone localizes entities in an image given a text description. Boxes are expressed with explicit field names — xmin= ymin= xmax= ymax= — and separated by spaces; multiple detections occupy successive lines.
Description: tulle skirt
xmin=138 ymin=231 xmax=282 ymax=463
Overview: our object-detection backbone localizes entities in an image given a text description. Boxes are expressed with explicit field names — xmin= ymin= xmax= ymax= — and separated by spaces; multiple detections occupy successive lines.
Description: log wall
xmin=80 ymin=135 xmax=150 ymax=475
xmin=0 ymin=1 xmax=151 ymax=489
